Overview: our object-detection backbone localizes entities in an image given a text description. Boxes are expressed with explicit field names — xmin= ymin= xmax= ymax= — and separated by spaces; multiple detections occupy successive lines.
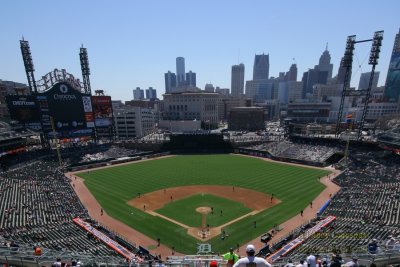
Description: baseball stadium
xmin=0 ymin=38 xmax=400 ymax=267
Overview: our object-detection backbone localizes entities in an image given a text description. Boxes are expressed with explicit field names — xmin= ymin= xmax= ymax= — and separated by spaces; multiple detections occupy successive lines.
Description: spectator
xmin=296 ymin=260 xmax=307 ymax=267
xmin=329 ymin=256 xmax=341 ymax=267
xmin=34 ymin=246 xmax=42 ymax=256
xmin=368 ymin=239 xmax=379 ymax=254
xmin=307 ymin=252 xmax=316 ymax=267
xmin=223 ymin=248 xmax=239 ymax=267
xmin=344 ymin=258 xmax=359 ymax=267
xmin=232 ymin=244 xmax=271 ymax=267
xmin=210 ymin=260 xmax=218 ymax=267
xmin=284 ymin=260 xmax=294 ymax=267
xmin=53 ymin=258 xmax=62 ymax=267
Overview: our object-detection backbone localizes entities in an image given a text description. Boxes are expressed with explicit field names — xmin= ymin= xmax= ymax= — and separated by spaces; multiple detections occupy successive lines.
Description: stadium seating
xmin=267 ymin=150 xmax=400 ymax=264
xmin=0 ymin=146 xmax=148 ymax=263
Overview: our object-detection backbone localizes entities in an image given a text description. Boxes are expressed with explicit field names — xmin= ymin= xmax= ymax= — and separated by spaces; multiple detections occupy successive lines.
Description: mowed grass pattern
xmin=156 ymin=194 xmax=251 ymax=227
xmin=79 ymin=154 xmax=329 ymax=254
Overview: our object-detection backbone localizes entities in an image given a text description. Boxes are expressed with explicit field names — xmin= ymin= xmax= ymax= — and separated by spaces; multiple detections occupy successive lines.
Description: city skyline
xmin=0 ymin=0 xmax=399 ymax=101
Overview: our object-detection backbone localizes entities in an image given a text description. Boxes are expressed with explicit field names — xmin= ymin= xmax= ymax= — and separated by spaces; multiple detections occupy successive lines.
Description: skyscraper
xmin=145 ymin=87 xmax=157 ymax=99
xmin=176 ymin=57 xmax=185 ymax=86
xmin=336 ymin=56 xmax=348 ymax=85
xmin=186 ymin=71 xmax=196 ymax=87
xmin=384 ymin=28 xmax=400 ymax=102
xmin=253 ymin=54 xmax=269 ymax=80
xmin=316 ymin=46 xmax=333 ymax=80
xmin=231 ymin=63 xmax=245 ymax=97
xmin=164 ymin=71 xmax=177 ymax=93
xmin=133 ymin=87 xmax=145 ymax=100
xmin=358 ymin=72 xmax=380 ymax=91
xmin=285 ymin=64 xmax=298 ymax=81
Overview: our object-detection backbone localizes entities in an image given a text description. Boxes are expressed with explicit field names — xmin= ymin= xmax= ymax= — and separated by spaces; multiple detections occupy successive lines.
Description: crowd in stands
xmin=0 ymin=145 xmax=153 ymax=265
xmin=247 ymin=141 xmax=341 ymax=163
xmin=80 ymin=146 xmax=141 ymax=162
xmin=261 ymin=149 xmax=400 ymax=266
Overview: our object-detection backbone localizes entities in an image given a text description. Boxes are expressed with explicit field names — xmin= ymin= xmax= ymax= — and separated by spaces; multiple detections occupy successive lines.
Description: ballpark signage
xmin=73 ymin=218 xmax=137 ymax=261
xmin=37 ymin=82 xmax=94 ymax=137
xmin=92 ymin=95 xmax=113 ymax=127
xmin=6 ymin=95 xmax=41 ymax=130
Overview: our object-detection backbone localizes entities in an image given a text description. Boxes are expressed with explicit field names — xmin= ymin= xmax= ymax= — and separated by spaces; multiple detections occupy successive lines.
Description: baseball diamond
xmin=76 ymin=154 xmax=330 ymax=254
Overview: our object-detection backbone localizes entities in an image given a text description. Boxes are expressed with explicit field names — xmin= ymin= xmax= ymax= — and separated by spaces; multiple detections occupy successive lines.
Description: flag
xmin=345 ymin=114 xmax=353 ymax=119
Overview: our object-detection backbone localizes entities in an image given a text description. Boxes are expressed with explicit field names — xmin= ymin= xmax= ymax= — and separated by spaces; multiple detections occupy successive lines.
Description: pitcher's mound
xmin=196 ymin=207 xmax=211 ymax=214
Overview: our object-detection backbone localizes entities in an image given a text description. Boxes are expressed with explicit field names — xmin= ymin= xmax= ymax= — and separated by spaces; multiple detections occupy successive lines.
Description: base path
xmin=236 ymin=155 xmax=341 ymax=256
xmin=129 ymin=185 xmax=279 ymax=241
xmin=66 ymin=156 xmax=180 ymax=258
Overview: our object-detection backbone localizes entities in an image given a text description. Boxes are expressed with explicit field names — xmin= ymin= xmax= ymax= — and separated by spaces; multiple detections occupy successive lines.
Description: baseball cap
xmin=210 ymin=260 xmax=218 ymax=267
xmin=246 ymin=244 xmax=255 ymax=253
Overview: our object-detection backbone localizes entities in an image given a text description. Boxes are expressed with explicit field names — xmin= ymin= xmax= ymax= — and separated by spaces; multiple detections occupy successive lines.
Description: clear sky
xmin=1 ymin=0 xmax=399 ymax=101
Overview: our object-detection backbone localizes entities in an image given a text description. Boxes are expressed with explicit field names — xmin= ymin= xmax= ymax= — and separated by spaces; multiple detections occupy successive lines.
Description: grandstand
xmin=0 ymin=131 xmax=400 ymax=266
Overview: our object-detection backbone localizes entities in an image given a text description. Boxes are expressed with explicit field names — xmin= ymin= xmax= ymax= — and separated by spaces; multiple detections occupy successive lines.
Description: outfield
xmin=78 ymin=154 xmax=330 ymax=254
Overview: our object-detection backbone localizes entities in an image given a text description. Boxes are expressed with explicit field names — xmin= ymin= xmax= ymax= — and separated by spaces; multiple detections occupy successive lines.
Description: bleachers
xmin=0 ymin=157 xmax=141 ymax=262
xmin=267 ymin=150 xmax=400 ymax=263
xmin=247 ymin=141 xmax=341 ymax=163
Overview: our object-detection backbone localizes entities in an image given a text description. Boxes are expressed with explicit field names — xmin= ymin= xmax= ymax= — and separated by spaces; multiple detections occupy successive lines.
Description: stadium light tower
xmin=335 ymin=31 xmax=384 ymax=140
xmin=335 ymin=35 xmax=355 ymax=137
xmin=20 ymin=39 xmax=37 ymax=93
xmin=79 ymin=45 xmax=92 ymax=94
xmin=358 ymin=31 xmax=383 ymax=139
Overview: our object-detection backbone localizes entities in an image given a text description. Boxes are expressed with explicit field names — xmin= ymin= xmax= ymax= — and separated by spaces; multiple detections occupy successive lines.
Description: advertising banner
xmin=6 ymin=95 xmax=41 ymax=130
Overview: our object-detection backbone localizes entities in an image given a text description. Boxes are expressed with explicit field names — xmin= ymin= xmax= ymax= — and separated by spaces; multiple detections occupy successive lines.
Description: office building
xmin=205 ymin=83 xmax=215 ymax=92
xmin=215 ymin=87 xmax=230 ymax=96
xmin=186 ymin=71 xmax=196 ymax=87
xmin=114 ymin=106 xmax=155 ymax=139
xmin=287 ymin=81 xmax=304 ymax=103
xmin=384 ymin=28 xmax=400 ymax=102
xmin=133 ymin=87 xmax=145 ymax=100
xmin=302 ymin=69 xmax=328 ymax=98
xmin=231 ymin=63 xmax=245 ymax=97
xmin=245 ymin=79 xmax=274 ymax=103
xmin=145 ymin=87 xmax=157 ymax=100
xmin=176 ymin=57 xmax=186 ymax=86
xmin=358 ymin=72 xmax=380 ymax=91
xmin=253 ymin=54 xmax=269 ymax=80
xmin=162 ymin=92 xmax=220 ymax=125
xmin=165 ymin=71 xmax=177 ymax=93
xmin=316 ymin=46 xmax=333 ymax=80
xmin=285 ymin=64 xmax=298 ymax=82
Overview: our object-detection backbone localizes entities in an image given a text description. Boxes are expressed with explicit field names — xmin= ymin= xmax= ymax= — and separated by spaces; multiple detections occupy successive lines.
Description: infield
xmin=77 ymin=154 xmax=330 ymax=254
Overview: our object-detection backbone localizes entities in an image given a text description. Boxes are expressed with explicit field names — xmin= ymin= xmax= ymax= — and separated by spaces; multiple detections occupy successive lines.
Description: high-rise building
xmin=165 ymin=71 xmax=177 ymax=93
xmin=384 ymin=28 xmax=400 ymax=102
xmin=253 ymin=54 xmax=269 ymax=80
xmin=114 ymin=106 xmax=155 ymax=138
xmin=285 ymin=64 xmax=298 ymax=82
xmin=133 ymin=87 xmax=145 ymax=100
xmin=358 ymin=72 xmax=380 ymax=91
xmin=316 ymin=46 xmax=333 ymax=80
xmin=302 ymin=69 xmax=328 ymax=98
xmin=336 ymin=56 xmax=348 ymax=85
xmin=176 ymin=57 xmax=186 ymax=86
xmin=231 ymin=63 xmax=245 ymax=97
xmin=145 ymin=87 xmax=157 ymax=100
xmin=186 ymin=71 xmax=196 ymax=87
xmin=205 ymin=83 xmax=215 ymax=92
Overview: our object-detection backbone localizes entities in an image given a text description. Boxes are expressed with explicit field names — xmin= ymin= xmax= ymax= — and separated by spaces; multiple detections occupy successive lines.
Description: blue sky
xmin=1 ymin=0 xmax=399 ymax=101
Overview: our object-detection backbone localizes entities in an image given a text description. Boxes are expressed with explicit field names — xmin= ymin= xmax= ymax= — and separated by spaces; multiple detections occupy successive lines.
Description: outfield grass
xmin=78 ymin=154 xmax=330 ymax=254
xmin=156 ymin=194 xmax=252 ymax=227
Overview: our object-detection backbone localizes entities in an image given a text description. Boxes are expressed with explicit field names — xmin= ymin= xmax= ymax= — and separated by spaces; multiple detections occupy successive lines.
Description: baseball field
xmin=77 ymin=154 xmax=330 ymax=254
